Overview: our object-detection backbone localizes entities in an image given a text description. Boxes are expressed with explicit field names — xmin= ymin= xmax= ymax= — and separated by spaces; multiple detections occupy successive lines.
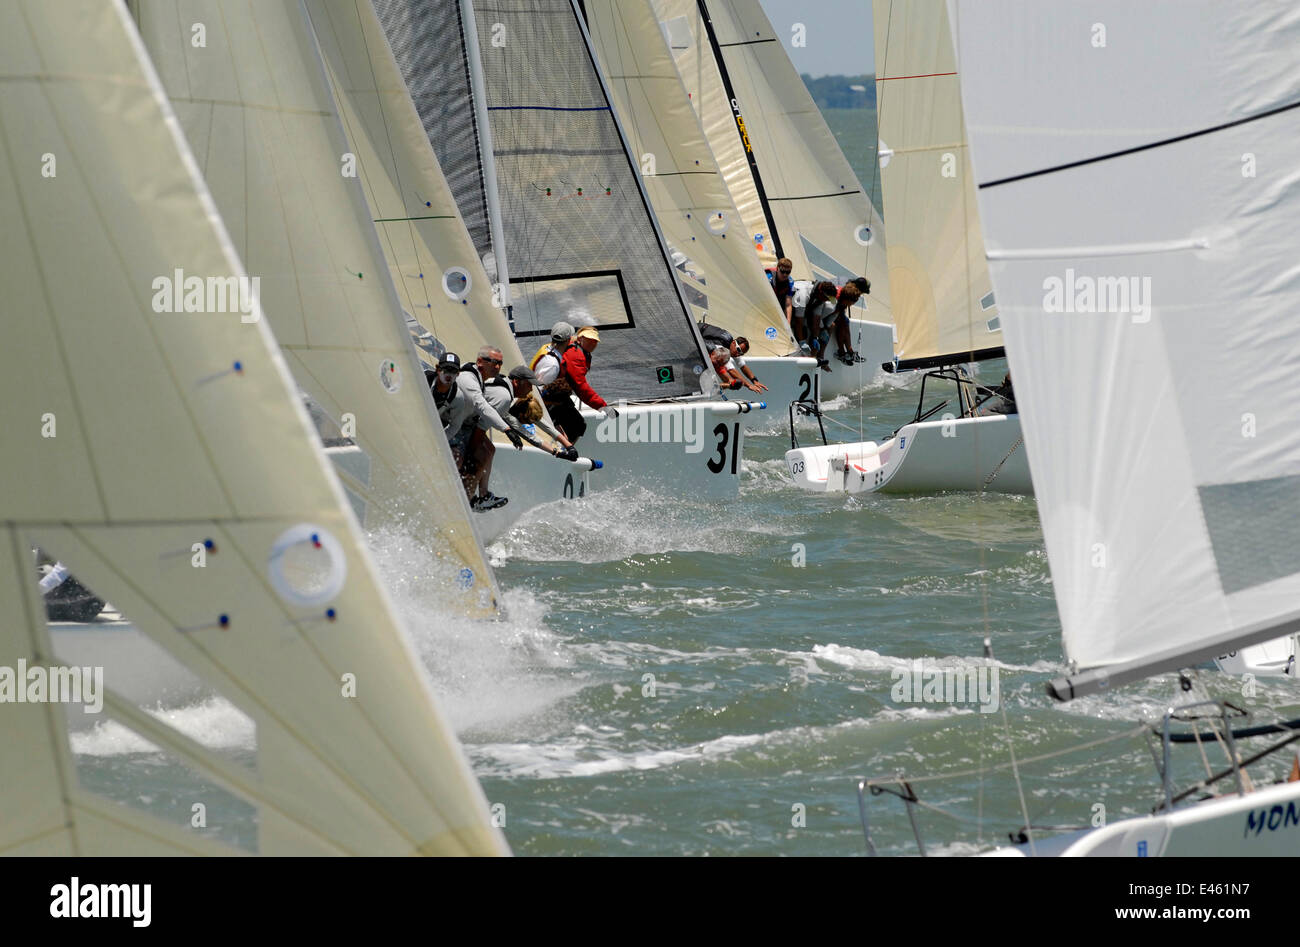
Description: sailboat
xmin=653 ymin=0 xmax=896 ymax=400
xmin=1 ymin=0 xmax=504 ymax=854
xmin=784 ymin=0 xmax=1031 ymax=496
xmin=862 ymin=0 xmax=1300 ymax=856
xmin=301 ymin=0 xmax=600 ymax=541
xmin=582 ymin=0 xmax=822 ymax=423
xmin=373 ymin=0 xmax=766 ymax=502
xmin=129 ymin=0 xmax=505 ymax=611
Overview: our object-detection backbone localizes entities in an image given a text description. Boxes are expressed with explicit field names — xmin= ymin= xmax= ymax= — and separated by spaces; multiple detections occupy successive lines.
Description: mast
xmin=695 ymin=0 xmax=783 ymax=261
xmin=460 ymin=0 xmax=515 ymax=324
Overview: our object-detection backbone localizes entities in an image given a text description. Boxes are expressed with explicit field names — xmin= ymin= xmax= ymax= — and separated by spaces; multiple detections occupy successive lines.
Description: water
xmin=70 ymin=108 xmax=1300 ymax=856
xmin=71 ymin=372 xmax=1300 ymax=855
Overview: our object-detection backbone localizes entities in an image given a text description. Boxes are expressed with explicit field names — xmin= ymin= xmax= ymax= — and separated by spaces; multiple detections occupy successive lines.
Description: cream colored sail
xmin=133 ymin=0 xmax=500 ymax=616
xmin=873 ymin=0 xmax=1001 ymax=367
xmin=655 ymin=0 xmax=891 ymax=326
xmin=0 ymin=0 xmax=505 ymax=855
xmin=585 ymin=0 xmax=794 ymax=357
xmin=303 ymin=0 xmax=526 ymax=371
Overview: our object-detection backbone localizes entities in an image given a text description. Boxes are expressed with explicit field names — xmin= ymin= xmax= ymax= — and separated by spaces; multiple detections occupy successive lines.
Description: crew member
xmin=505 ymin=365 xmax=579 ymax=460
xmin=460 ymin=346 xmax=522 ymax=511
xmin=698 ymin=323 xmax=765 ymax=392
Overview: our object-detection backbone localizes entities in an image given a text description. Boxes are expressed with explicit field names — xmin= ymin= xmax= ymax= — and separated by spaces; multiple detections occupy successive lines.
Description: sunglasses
xmin=478 ymin=357 xmax=503 ymax=365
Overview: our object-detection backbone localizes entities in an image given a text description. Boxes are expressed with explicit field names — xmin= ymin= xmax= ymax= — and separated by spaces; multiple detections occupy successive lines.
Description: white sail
xmin=873 ymin=0 xmax=1001 ymax=367
xmin=655 ymin=0 xmax=891 ymax=324
xmin=585 ymin=0 xmax=795 ymax=358
xmin=950 ymin=0 xmax=1300 ymax=680
xmin=302 ymin=0 xmax=525 ymax=371
xmin=0 ymin=0 xmax=505 ymax=855
xmin=133 ymin=0 xmax=501 ymax=617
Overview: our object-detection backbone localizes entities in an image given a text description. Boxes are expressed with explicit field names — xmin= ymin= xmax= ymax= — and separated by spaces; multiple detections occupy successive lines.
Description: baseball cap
xmin=550 ymin=321 xmax=575 ymax=343
xmin=507 ymin=365 xmax=539 ymax=384
xmin=575 ymin=326 xmax=601 ymax=342
xmin=437 ymin=352 xmax=462 ymax=372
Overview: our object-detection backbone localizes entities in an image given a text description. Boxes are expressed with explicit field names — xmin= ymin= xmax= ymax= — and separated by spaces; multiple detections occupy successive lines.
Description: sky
xmin=758 ymin=0 xmax=875 ymax=78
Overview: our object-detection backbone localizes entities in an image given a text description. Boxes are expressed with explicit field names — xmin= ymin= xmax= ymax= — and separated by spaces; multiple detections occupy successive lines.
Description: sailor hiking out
xmin=426 ymin=350 xmax=521 ymax=511
xmin=699 ymin=322 xmax=766 ymax=392
xmin=530 ymin=321 xmax=616 ymax=445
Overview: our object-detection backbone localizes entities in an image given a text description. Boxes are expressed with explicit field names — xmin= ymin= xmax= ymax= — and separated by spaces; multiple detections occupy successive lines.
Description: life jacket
xmin=530 ymin=342 xmax=573 ymax=399
xmin=698 ymin=322 xmax=734 ymax=351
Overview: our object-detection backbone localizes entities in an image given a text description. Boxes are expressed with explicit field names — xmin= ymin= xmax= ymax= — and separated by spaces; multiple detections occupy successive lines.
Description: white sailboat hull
xmin=816 ymin=318 xmax=897 ymax=401
xmin=1214 ymin=636 xmax=1299 ymax=678
xmin=719 ymin=355 xmax=815 ymax=422
xmin=580 ymin=400 xmax=758 ymax=495
xmin=474 ymin=443 xmax=593 ymax=543
xmin=986 ymin=779 xmax=1300 ymax=857
xmin=785 ymin=413 xmax=1031 ymax=495
xmin=476 ymin=400 xmax=760 ymax=541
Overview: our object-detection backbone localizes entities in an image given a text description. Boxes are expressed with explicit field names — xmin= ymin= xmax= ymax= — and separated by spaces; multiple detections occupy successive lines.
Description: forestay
xmin=655 ymin=0 xmax=891 ymax=324
xmin=584 ymin=0 xmax=795 ymax=358
xmin=874 ymin=0 xmax=1001 ymax=368
xmin=133 ymin=0 xmax=500 ymax=615
xmin=0 ymin=0 xmax=505 ymax=855
xmin=951 ymin=0 xmax=1300 ymax=679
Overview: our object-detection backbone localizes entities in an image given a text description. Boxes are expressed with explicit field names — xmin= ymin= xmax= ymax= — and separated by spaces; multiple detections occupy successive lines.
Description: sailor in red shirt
xmin=540 ymin=325 xmax=616 ymax=444
xmin=564 ymin=326 xmax=614 ymax=412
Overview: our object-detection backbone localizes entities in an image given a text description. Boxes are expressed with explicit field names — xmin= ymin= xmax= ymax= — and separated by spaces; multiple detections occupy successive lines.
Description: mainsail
xmin=132 ymin=0 xmax=501 ymax=616
xmin=0 ymin=0 xmax=505 ymax=854
xmin=378 ymin=0 xmax=712 ymax=403
xmin=873 ymin=0 xmax=1002 ymax=369
xmin=655 ymin=0 xmax=891 ymax=323
xmin=950 ymin=0 xmax=1300 ymax=693
xmin=303 ymin=0 xmax=524 ymax=370
xmin=584 ymin=0 xmax=795 ymax=358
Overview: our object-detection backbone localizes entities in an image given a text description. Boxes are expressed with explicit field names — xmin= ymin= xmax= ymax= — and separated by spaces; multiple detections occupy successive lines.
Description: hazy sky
xmin=758 ymin=0 xmax=875 ymax=78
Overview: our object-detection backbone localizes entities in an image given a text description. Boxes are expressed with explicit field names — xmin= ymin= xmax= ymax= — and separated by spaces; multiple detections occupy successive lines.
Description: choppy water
xmin=70 ymin=108 xmax=1300 ymax=855
xmin=73 ymin=373 xmax=1300 ymax=856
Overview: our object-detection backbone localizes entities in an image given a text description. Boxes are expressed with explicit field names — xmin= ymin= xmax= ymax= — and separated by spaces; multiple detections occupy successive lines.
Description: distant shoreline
xmin=801 ymin=73 xmax=876 ymax=110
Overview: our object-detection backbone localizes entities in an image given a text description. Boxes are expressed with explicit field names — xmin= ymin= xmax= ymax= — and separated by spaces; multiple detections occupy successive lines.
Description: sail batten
xmin=951 ymin=0 xmax=1300 ymax=683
